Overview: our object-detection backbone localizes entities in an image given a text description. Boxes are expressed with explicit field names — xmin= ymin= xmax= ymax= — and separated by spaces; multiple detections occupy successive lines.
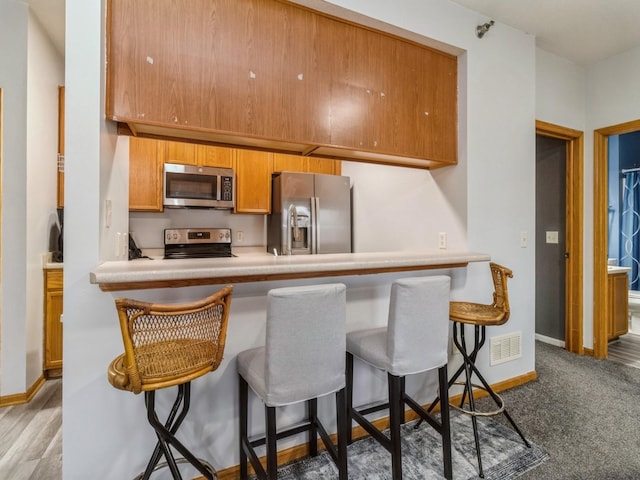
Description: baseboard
xmin=535 ymin=333 xmax=565 ymax=348
xmin=205 ymin=370 xmax=537 ymax=480
xmin=0 ymin=374 xmax=46 ymax=407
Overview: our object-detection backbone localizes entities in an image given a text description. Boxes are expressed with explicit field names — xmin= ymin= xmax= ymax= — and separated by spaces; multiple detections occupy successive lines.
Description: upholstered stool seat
xmin=346 ymin=276 xmax=453 ymax=480
xmin=108 ymin=286 xmax=233 ymax=480
xmin=237 ymin=283 xmax=348 ymax=480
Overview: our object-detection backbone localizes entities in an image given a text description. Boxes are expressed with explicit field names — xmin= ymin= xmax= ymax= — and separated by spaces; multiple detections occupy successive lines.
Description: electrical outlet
xmin=438 ymin=232 xmax=447 ymax=249
xmin=236 ymin=230 xmax=245 ymax=244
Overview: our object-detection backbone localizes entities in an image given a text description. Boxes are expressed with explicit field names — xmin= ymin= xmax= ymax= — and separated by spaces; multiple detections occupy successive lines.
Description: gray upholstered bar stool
xmin=346 ymin=276 xmax=452 ymax=480
xmin=237 ymin=283 xmax=348 ymax=480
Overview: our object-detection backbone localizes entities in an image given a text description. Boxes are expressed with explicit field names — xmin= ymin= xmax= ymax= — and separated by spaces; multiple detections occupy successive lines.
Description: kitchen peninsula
xmin=90 ymin=250 xmax=491 ymax=291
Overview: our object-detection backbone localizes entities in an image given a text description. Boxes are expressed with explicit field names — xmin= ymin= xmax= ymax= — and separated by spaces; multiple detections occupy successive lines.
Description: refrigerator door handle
xmin=311 ymin=197 xmax=319 ymax=254
xmin=286 ymin=204 xmax=295 ymax=255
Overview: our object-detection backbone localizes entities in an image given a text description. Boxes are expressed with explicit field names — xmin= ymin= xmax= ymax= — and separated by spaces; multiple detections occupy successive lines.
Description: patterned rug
xmin=276 ymin=413 xmax=549 ymax=479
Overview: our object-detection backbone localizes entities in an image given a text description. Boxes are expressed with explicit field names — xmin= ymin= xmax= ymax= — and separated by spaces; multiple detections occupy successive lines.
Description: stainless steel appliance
xmin=163 ymin=163 xmax=235 ymax=209
xmin=164 ymin=228 xmax=233 ymax=259
xmin=267 ymin=172 xmax=351 ymax=255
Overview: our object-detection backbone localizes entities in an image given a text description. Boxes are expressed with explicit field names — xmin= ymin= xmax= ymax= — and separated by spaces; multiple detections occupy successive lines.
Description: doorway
xmin=594 ymin=119 xmax=640 ymax=359
xmin=536 ymin=134 xmax=566 ymax=341
xmin=535 ymin=120 xmax=584 ymax=354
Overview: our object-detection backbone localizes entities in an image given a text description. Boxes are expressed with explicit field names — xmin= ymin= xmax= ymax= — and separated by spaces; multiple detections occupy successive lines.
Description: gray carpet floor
xmin=476 ymin=340 xmax=640 ymax=479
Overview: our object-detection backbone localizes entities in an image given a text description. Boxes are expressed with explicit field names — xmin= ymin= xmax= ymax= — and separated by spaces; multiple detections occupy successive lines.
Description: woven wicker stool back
xmin=449 ymin=262 xmax=512 ymax=326
xmin=109 ymin=286 xmax=232 ymax=394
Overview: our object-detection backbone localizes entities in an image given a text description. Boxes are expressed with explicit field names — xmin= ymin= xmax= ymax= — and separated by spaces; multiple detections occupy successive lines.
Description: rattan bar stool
xmin=237 ymin=283 xmax=348 ymax=480
xmin=346 ymin=276 xmax=453 ymax=480
xmin=108 ymin=286 xmax=233 ymax=480
xmin=417 ymin=262 xmax=530 ymax=478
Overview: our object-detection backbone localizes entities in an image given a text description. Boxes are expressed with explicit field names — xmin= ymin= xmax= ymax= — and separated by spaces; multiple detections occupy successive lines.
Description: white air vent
xmin=490 ymin=332 xmax=522 ymax=366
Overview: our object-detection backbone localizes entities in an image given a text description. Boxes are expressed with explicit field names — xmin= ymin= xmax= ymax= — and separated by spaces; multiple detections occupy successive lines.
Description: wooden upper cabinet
xmin=106 ymin=0 xmax=457 ymax=168
xmin=308 ymin=157 xmax=341 ymax=176
xmin=273 ymin=152 xmax=340 ymax=176
xmin=273 ymin=153 xmax=307 ymax=174
xmin=196 ymin=145 xmax=233 ymax=168
xmin=166 ymin=141 xmax=233 ymax=168
xmin=166 ymin=141 xmax=197 ymax=166
xmin=129 ymin=137 xmax=165 ymax=211
xmin=234 ymin=149 xmax=273 ymax=214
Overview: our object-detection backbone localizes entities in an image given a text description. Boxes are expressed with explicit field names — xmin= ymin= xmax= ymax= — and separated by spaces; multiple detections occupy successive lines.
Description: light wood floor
xmin=0 ymin=378 xmax=61 ymax=480
xmin=608 ymin=331 xmax=640 ymax=368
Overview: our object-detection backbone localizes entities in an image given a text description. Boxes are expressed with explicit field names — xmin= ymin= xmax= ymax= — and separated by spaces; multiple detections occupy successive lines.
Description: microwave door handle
xmin=311 ymin=197 xmax=318 ymax=254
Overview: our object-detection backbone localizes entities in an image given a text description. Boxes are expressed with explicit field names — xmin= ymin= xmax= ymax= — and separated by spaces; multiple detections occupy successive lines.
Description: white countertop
xmin=90 ymin=249 xmax=491 ymax=291
xmin=608 ymin=265 xmax=631 ymax=274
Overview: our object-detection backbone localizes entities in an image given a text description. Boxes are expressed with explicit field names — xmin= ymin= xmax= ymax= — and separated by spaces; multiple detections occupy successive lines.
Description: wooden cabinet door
xmin=106 ymin=0 xmax=457 ymax=168
xmin=234 ymin=149 xmax=273 ymax=214
xmin=308 ymin=157 xmax=341 ymax=175
xmin=196 ymin=145 xmax=233 ymax=168
xmin=609 ymin=273 xmax=629 ymax=340
xmin=273 ymin=153 xmax=306 ymax=173
xmin=129 ymin=137 xmax=165 ymax=211
xmin=166 ymin=141 xmax=197 ymax=166
xmin=274 ymin=153 xmax=341 ymax=175
xmin=44 ymin=269 xmax=63 ymax=378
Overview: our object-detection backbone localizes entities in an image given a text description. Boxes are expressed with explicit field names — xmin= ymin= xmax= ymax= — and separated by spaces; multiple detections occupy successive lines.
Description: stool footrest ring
xmin=450 ymin=381 xmax=505 ymax=417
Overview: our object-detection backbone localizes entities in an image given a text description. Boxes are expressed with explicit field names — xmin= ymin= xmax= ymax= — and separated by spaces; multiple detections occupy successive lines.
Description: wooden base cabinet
xmin=608 ymin=272 xmax=629 ymax=341
xmin=44 ymin=269 xmax=63 ymax=378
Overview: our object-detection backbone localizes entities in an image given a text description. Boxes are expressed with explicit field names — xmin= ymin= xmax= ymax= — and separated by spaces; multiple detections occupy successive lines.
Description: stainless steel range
xmin=164 ymin=228 xmax=233 ymax=259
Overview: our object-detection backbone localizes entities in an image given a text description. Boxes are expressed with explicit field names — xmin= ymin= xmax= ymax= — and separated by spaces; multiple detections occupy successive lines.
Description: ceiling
xmin=449 ymin=0 xmax=640 ymax=66
xmin=27 ymin=0 xmax=65 ymax=57
xmin=27 ymin=0 xmax=640 ymax=66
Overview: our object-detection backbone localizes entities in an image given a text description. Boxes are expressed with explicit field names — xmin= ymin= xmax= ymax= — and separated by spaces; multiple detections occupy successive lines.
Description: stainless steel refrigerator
xmin=268 ymin=172 xmax=351 ymax=255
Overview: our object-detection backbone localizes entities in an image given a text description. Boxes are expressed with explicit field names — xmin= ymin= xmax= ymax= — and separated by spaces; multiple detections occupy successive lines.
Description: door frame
xmin=593 ymin=119 xmax=640 ymax=359
xmin=536 ymin=120 xmax=584 ymax=354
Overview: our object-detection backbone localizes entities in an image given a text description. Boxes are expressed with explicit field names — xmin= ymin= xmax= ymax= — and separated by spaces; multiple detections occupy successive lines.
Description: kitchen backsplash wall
xmin=129 ymin=209 xmax=266 ymax=249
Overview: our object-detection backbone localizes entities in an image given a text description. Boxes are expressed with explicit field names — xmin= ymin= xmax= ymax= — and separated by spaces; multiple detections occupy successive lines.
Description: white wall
xmin=0 ymin=1 xmax=63 ymax=395
xmin=0 ymin=0 xmax=28 ymax=397
xmin=63 ymin=0 xmax=537 ymax=477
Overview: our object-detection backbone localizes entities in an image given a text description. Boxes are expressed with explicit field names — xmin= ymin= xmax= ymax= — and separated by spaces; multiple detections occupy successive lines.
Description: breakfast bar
xmin=90 ymin=250 xmax=491 ymax=291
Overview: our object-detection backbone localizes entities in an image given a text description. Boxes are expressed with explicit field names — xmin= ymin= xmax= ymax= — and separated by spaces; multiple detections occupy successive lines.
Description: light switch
xmin=520 ymin=231 xmax=528 ymax=248
xmin=546 ymin=231 xmax=559 ymax=244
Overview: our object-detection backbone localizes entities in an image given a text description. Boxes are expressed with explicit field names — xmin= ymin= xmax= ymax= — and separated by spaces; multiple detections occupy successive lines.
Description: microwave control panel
xmin=221 ymin=175 xmax=233 ymax=201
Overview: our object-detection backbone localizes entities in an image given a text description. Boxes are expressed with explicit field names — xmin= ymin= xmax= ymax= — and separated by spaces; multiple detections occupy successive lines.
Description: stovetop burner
xmin=164 ymin=228 xmax=233 ymax=259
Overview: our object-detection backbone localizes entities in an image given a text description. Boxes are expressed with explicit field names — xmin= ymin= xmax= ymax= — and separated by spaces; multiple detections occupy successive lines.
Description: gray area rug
xmin=277 ymin=412 xmax=548 ymax=479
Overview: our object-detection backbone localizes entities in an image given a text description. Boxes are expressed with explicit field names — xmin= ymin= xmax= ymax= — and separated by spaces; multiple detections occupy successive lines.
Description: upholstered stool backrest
xmin=386 ymin=276 xmax=450 ymax=376
xmin=264 ymin=283 xmax=346 ymax=406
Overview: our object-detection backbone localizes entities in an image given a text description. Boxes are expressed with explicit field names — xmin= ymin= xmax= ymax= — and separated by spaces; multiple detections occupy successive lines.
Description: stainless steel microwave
xmin=163 ymin=163 xmax=235 ymax=209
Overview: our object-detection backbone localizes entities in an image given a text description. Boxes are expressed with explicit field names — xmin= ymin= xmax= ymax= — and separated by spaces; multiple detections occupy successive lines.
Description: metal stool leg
xmin=452 ymin=323 xmax=530 ymax=478
xmin=139 ymin=383 xmax=215 ymax=480
xmin=457 ymin=330 xmax=484 ymax=478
